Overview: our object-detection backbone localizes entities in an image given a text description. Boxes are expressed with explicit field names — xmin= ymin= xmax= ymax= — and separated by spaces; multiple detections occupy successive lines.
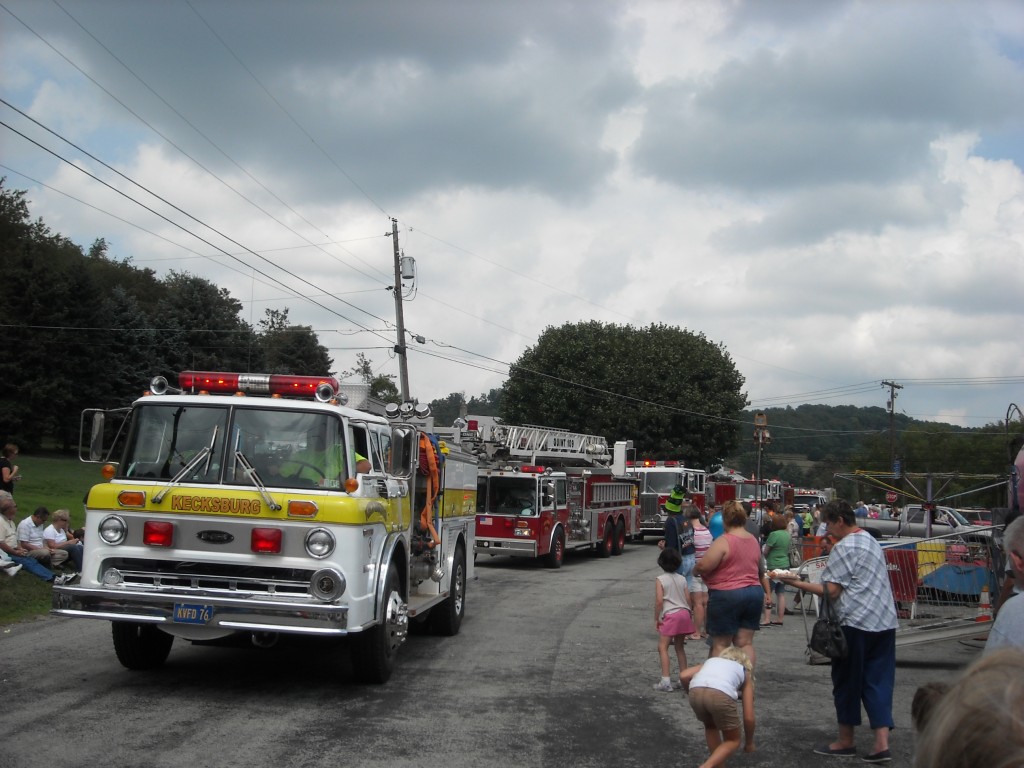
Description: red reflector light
xmin=251 ymin=527 xmax=282 ymax=554
xmin=663 ymin=460 xmax=679 ymax=466
xmin=467 ymin=420 xmax=478 ymax=431
xmin=143 ymin=521 xmax=174 ymax=547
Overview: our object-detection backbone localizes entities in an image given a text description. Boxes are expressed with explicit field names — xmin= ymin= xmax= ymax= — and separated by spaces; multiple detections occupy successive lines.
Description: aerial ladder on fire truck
xmin=463 ymin=422 xmax=612 ymax=467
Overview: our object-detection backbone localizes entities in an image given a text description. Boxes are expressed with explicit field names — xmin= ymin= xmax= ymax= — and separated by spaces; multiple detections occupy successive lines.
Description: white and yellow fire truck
xmin=52 ymin=371 xmax=476 ymax=683
xmin=465 ymin=420 xmax=640 ymax=567
xmin=625 ymin=459 xmax=708 ymax=536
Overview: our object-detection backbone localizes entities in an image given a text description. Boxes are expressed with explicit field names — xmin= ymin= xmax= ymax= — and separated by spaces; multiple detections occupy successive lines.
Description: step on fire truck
xmin=52 ymin=371 xmax=477 ymax=684
xmin=463 ymin=420 xmax=640 ymax=567
xmin=625 ymin=459 xmax=707 ymax=537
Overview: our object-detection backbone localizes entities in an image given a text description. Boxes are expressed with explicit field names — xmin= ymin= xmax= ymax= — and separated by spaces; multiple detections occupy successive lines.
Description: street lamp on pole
xmin=753 ymin=411 xmax=771 ymax=517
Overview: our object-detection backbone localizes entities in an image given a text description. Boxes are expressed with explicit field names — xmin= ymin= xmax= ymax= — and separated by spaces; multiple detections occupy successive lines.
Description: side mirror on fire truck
xmin=541 ymin=481 xmax=555 ymax=508
xmin=89 ymin=412 xmax=105 ymax=462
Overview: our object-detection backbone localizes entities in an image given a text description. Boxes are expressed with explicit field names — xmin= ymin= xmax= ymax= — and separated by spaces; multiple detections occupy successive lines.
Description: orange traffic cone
xmin=975 ymin=585 xmax=993 ymax=622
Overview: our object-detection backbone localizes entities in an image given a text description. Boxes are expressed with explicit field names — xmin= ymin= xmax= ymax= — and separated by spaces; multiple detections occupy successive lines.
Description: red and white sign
xmin=885 ymin=491 xmax=898 ymax=503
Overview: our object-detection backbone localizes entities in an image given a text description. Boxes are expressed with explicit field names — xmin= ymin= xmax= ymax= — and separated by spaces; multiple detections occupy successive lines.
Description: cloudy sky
xmin=2 ymin=0 xmax=1023 ymax=433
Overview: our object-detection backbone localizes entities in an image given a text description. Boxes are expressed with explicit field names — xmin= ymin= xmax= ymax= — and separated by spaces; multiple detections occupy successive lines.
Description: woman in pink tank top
xmin=694 ymin=500 xmax=771 ymax=667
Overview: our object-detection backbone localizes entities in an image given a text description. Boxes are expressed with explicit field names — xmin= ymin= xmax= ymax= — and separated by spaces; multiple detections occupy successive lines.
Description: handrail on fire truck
xmin=470 ymin=423 xmax=610 ymax=465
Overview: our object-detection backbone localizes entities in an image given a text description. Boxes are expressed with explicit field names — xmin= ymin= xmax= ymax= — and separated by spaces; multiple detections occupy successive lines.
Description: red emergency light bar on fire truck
xmin=149 ymin=371 xmax=342 ymax=403
xmin=626 ymin=459 xmax=684 ymax=468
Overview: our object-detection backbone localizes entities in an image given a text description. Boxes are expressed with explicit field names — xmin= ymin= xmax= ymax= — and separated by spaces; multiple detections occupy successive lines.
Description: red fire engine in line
xmin=625 ymin=460 xmax=708 ymax=537
xmin=463 ymin=420 xmax=640 ymax=568
xmin=704 ymin=467 xmax=794 ymax=513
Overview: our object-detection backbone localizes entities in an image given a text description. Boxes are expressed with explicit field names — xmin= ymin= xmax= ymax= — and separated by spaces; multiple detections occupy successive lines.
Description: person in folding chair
xmin=774 ymin=500 xmax=898 ymax=764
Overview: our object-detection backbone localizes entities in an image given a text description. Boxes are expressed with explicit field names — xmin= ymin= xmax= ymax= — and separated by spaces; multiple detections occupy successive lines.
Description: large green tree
xmin=257 ymin=308 xmax=332 ymax=375
xmin=501 ymin=321 xmax=747 ymax=466
xmin=154 ymin=271 xmax=258 ymax=374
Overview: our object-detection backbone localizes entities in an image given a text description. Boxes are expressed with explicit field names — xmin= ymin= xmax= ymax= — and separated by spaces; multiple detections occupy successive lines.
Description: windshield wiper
xmin=234 ymin=450 xmax=281 ymax=511
xmin=153 ymin=446 xmax=211 ymax=503
xmin=153 ymin=426 xmax=219 ymax=504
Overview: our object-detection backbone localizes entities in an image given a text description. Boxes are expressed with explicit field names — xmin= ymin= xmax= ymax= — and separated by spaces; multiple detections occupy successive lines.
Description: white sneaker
xmin=4 ymin=564 xmax=22 ymax=577
xmin=652 ymin=679 xmax=674 ymax=692
xmin=53 ymin=573 xmax=72 ymax=586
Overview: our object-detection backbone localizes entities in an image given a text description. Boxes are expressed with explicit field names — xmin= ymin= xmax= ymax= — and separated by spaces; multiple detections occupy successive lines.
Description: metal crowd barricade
xmin=794 ymin=529 xmax=998 ymax=649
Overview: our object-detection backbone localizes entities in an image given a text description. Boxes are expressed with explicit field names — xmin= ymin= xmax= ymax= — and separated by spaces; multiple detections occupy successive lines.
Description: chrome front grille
xmin=103 ymin=558 xmax=314 ymax=598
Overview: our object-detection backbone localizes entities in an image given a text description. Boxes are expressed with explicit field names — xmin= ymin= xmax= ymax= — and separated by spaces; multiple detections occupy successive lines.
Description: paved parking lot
xmin=0 ymin=538 xmax=986 ymax=767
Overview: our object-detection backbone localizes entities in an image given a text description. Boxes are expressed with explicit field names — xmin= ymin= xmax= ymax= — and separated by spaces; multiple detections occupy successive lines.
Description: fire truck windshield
xmin=119 ymin=403 xmax=350 ymax=490
xmin=478 ymin=476 xmax=537 ymax=516
xmin=642 ymin=472 xmax=683 ymax=494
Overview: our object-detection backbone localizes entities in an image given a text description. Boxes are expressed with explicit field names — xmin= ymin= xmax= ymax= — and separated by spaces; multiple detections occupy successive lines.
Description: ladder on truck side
xmin=495 ymin=424 xmax=610 ymax=464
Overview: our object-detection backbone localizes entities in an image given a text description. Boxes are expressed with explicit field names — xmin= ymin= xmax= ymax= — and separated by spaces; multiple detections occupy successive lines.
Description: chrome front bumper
xmin=52 ymin=584 xmax=351 ymax=635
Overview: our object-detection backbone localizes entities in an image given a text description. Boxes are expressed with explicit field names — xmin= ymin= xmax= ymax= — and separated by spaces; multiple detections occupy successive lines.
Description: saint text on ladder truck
xmin=52 ymin=371 xmax=477 ymax=684
xmin=467 ymin=420 xmax=641 ymax=568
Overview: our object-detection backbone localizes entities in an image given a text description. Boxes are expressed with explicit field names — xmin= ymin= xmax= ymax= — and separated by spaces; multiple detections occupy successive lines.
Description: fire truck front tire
xmin=352 ymin=562 xmax=404 ymax=684
xmin=612 ymin=520 xmax=626 ymax=556
xmin=111 ymin=622 xmax=174 ymax=670
xmin=430 ymin=545 xmax=466 ymax=636
xmin=543 ymin=528 xmax=565 ymax=569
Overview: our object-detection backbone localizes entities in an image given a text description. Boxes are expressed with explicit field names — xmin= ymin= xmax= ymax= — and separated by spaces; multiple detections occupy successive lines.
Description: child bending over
xmin=679 ymin=645 xmax=755 ymax=768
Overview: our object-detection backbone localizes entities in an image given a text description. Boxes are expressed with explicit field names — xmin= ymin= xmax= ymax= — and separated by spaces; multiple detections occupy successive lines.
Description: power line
xmin=0 ymin=112 xmax=395 ymax=344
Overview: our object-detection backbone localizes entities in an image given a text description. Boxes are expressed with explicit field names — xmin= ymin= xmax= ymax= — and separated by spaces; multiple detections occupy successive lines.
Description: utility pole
xmin=881 ymin=380 xmax=903 ymax=472
xmin=390 ymin=218 xmax=410 ymax=402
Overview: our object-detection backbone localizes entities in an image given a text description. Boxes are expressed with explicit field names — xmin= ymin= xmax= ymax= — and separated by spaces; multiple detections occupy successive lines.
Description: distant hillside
xmin=734 ymin=404 xmax=934 ymax=463
xmin=724 ymin=404 xmax=990 ymax=496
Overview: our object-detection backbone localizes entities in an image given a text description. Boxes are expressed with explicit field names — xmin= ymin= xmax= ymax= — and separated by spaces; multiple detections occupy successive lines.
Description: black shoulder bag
xmin=809 ymin=586 xmax=848 ymax=660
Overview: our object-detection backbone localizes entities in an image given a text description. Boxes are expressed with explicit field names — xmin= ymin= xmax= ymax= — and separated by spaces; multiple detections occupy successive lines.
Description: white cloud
xmin=1 ymin=0 xmax=1022 ymax=430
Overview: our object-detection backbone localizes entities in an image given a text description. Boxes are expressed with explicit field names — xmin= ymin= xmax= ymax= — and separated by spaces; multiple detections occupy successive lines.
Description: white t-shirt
xmin=43 ymin=524 xmax=68 ymax=546
xmin=689 ymin=657 xmax=746 ymax=701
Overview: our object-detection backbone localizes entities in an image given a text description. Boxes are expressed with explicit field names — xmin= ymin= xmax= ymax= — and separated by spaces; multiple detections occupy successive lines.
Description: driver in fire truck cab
xmin=279 ymin=428 xmax=372 ymax=486
xmin=494 ymin=486 xmax=536 ymax=516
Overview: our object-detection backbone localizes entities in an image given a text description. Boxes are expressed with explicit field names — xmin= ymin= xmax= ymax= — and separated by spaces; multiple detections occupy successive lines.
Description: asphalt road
xmin=0 ymin=540 xmax=984 ymax=768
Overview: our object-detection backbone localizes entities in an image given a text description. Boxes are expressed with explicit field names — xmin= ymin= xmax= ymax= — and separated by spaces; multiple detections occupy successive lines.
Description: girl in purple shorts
xmin=654 ymin=547 xmax=696 ymax=691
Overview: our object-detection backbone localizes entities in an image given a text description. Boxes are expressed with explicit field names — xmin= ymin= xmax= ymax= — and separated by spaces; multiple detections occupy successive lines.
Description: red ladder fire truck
xmin=705 ymin=468 xmax=794 ymax=513
xmin=466 ymin=421 xmax=640 ymax=568
xmin=52 ymin=371 xmax=476 ymax=684
xmin=625 ymin=459 xmax=708 ymax=536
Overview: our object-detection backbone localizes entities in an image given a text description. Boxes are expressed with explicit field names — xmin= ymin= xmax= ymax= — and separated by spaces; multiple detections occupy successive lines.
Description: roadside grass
xmin=1 ymin=453 xmax=106 ymax=624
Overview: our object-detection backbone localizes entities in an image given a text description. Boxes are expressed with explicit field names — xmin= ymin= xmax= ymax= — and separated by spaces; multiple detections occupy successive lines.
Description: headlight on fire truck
xmin=310 ymin=568 xmax=346 ymax=601
xmin=304 ymin=528 xmax=335 ymax=559
xmin=99 ymin=515 xmax=127 ymax=545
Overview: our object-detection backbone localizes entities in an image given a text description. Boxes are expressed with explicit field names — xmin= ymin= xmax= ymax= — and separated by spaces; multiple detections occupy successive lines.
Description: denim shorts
xmin=706 ymin=585 xmax=764 ymax=637
xmin=678 ymin=553 xmax=696 ymax=578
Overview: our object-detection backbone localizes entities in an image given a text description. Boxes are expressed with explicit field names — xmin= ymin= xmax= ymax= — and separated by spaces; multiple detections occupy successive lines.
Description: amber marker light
xmin=287 ymin=500 xmax=319 ymax=518
xmin=102 ymin=464 xmax=116 ymax=480
xmin=118 ymin=490 xmax=146 ymax=507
